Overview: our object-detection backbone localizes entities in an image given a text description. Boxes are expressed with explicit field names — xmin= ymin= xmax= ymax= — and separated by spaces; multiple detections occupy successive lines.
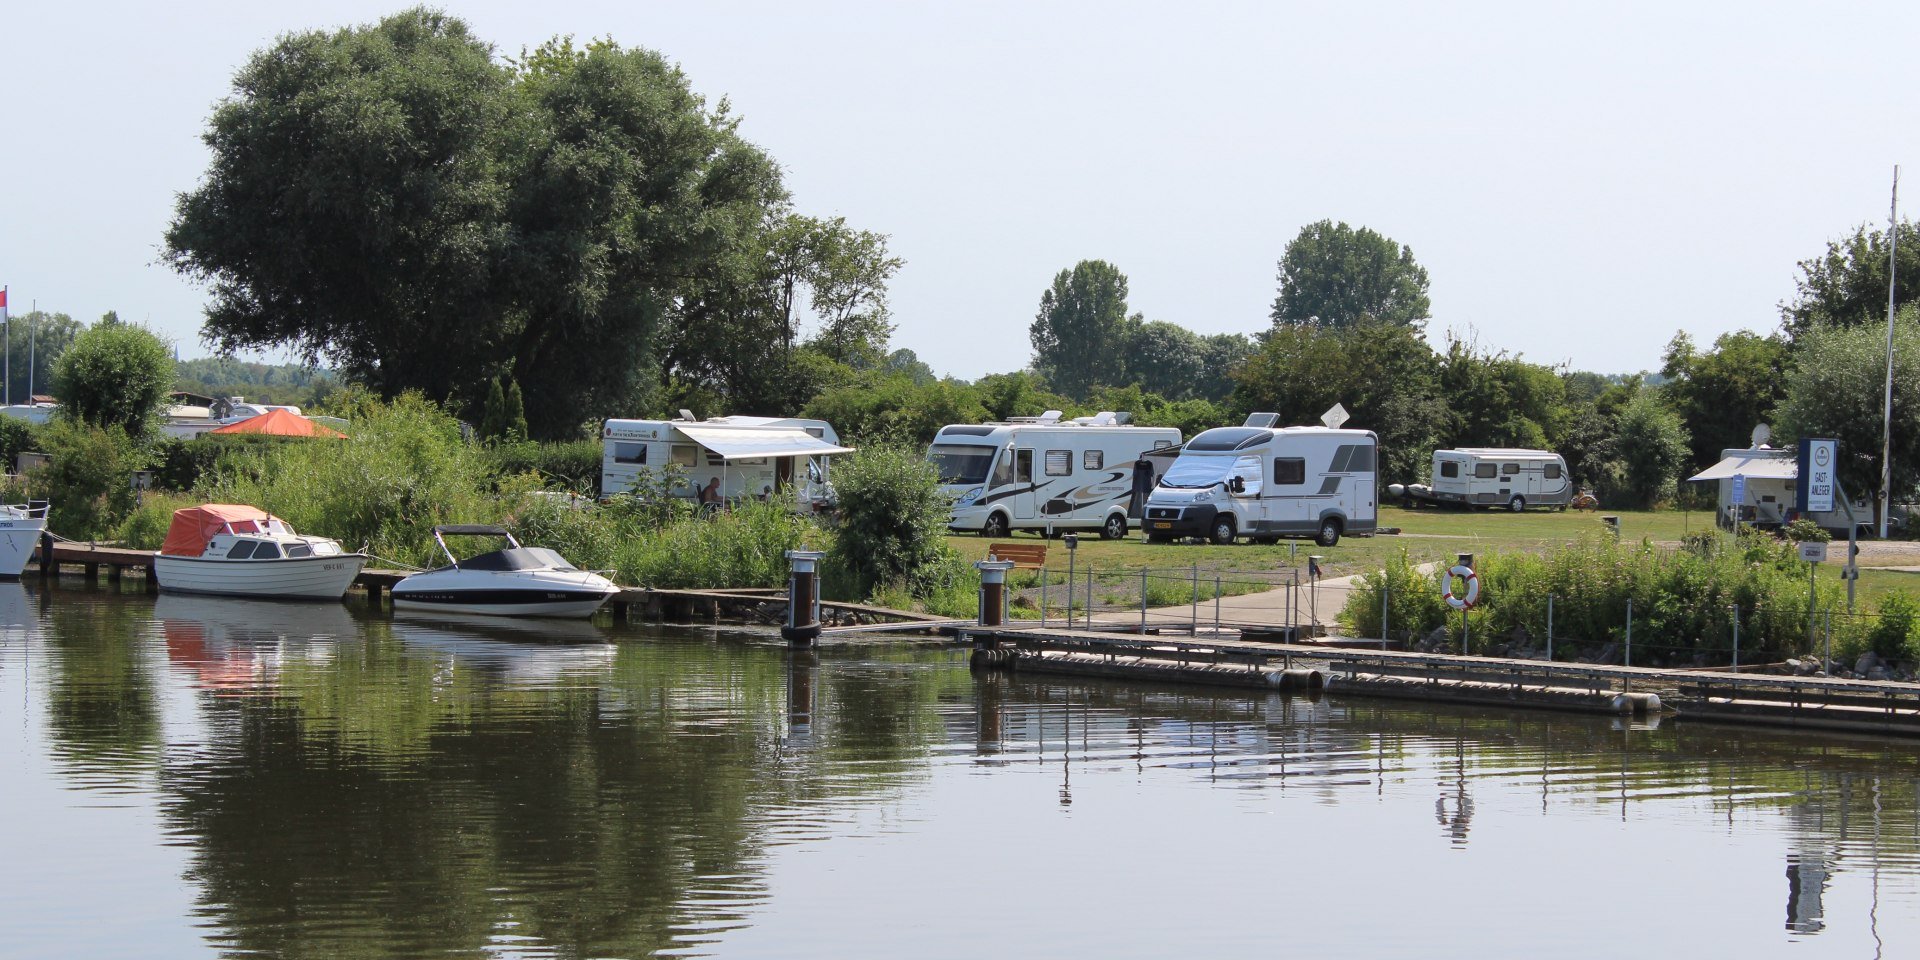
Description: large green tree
xmin=1659 ymin=330 xmax=1791 ymax=471
xmin=1231 ymin=324 xmax=1445 ymax=482
xmin=1029 ymin=260 xmax=1133 ymax=400
xmin=1774 ymin=309 xmax=1920 ymax=519
xmin=1270 ymin=220 xmax=1431 ymax=330
xmin=165 ymin=11 xmax=851 ymax=439
xmin=53 ymin=323 xmax=175 ymax=436
xmin=1600 ymin=389 xmax=1691 ymax=509
xmin=1781 ymin=221 xmax=1920 ymax=339
xmin=1435 ymin=339 xmax=1565 ymax=450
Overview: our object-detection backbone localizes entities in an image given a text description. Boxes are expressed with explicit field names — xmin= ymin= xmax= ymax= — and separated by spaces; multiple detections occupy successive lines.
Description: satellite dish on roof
xmin=1322 ymin=403 xmax=1350 ymax=429
xmin=1752 ymin=424 xmax=1772 ymax=449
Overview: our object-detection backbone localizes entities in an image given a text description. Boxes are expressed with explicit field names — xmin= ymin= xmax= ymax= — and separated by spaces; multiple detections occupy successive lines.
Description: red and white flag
xmin=0 ymin=287 xmax=8 ymax=323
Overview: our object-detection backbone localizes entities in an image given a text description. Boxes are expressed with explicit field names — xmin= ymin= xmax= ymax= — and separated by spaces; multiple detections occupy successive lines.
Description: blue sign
xmin=1731 ymin=473 xmax=1746 ymax=507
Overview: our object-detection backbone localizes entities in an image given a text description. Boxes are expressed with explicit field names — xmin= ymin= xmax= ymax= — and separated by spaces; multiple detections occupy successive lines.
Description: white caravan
xmin=1143 ymin=415 xmax=1378 ymax=546
xmin=930 ymin=412 xmax=1181 ymax=539
xmin=601 ymin=414 xmax=851 ymax=512
xmin=1394 ymin=448 xmax=1572 ymax=511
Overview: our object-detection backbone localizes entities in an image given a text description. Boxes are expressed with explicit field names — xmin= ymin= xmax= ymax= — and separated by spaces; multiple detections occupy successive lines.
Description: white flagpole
xmin=1882 ymin=165 xmax=1900 ymax=539
xmin=2 ymin=285 xmax=8 ymax=407
xmin=27 ymin=300 xmax=34 ymax=403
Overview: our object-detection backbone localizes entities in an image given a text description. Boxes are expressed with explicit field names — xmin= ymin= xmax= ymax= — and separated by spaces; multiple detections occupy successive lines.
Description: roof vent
xmin=1243 ymin=412 xmax=1280 ymax=429
xmin=1038 ymin=410 xmax=1063 ymax=424
xmin=1114 ymin=411 xmax=1133 ymax=425
xmin=677 ymin=409 xmax=696 ymax=422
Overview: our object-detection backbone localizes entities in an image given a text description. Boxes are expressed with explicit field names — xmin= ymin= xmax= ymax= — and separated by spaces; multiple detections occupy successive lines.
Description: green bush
xmin=1782 ymin=518 xmax=1832 ymax=543
xmin=614 ymin=499 xmax=826 ymax=590
xmin=1343 ymin=551 xmax=1453 ymax=643
xmin=0 ymin=416 xmax=33 ymax=470
xmin=1865 ymin=592 xmax=1917 ymax=661
xmin=53 ymin=322 xmax=175 ymax=437
xmin=196 ymin=393 xmax=512 ymax=566
xmin=25 ymin=420 xmax=154 ymax=540
xmin=485 ymin=439 xmax=603 ymax=495
xmin=824 ymin=444 xmax=956 ymax=598
xmin=1341 ymin=533 xmax=1843 ymax=663
xmin=116 ymin=492 xmax=202 ymax=549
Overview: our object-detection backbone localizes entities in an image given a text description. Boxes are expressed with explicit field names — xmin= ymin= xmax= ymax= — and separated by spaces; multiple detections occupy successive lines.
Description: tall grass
xmin=1343 ymin=534 xmax=1854 ymax=664
xmin=507 ymin=493 xmax=826 ymax=590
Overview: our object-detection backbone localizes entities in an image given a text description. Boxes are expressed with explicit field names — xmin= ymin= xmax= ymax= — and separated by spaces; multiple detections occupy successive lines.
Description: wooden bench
xmin=986 ymin=543 xmax=1048 ymax=570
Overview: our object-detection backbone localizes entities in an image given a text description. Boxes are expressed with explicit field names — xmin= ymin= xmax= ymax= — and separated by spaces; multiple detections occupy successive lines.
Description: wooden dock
xmin=27 ymin=542 xmax=954 ymax=637
xmin=965 ymin=624 xmax=1920 ymax=738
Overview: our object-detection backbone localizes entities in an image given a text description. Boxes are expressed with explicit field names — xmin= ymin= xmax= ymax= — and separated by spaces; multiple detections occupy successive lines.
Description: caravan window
xmin=1273 ymin=458 xmax=1306 ymax=485
xmin=1045 ymin=450 xmax=1072 ymax=476
xmin=1545 ymin=463 xmax=1562 ymax=479
xmin=1440 ymin=461 xmax=1459 ymax=478
xmin=1084 ymin=450 xmax=1104 ymax=470
xmin=672 ymin=445 xmax=699 ymax=467
xmin=612 ymin=441 xmax=647 ymax=465
xmin=1015 ymin=449 xmax=1034 ymax=484
xmin=990 ymin=451 xmax=1013 ymax=488
xmin=1501 ymin=463 xmax=1520 ymax=476
xmin=929 ymin=445 xmax=996 ymax=486
xmin=1474 ymin=463 xmax=1498 ymax=479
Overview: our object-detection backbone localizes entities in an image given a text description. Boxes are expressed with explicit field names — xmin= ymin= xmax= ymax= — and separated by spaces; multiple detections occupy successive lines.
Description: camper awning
xmin=1689 ymin=453 xmax=1799 ymax=483
xmin=676 ymin=425 xmax=853 ymax=461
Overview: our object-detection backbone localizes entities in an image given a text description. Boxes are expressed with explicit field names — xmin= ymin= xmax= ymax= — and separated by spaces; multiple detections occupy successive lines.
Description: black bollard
xmin=38 ymin=530 xmax=53 ymax=582
xmin=781 ymin=549 xmax=825 ymax=646
xmin=976 ymin=559 xmax=1015 ymax=634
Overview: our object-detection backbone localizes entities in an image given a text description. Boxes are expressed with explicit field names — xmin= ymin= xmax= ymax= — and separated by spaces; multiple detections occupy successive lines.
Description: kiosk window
xmin=1083 ymin=450 xmax=1104 ymax=470
xmin=1273 ymin=458 xmax=1306 ymax=485
xmin=1474 ymin=463 xmax=1498 ymax=479
xmin=1045 ymin=450 xmax=1072 ymax=476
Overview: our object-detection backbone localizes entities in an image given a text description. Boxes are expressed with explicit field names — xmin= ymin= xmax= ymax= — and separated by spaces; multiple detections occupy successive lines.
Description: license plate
xmin=1154 ymin=522 xmax=1172 ymax=529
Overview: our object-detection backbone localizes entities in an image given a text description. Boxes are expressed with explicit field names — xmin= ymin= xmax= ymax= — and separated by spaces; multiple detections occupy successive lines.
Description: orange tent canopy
xmin=161 ymin=504 xmax=280 ymax=557
xmin=209 ymin=408 xmax=346 ymax=438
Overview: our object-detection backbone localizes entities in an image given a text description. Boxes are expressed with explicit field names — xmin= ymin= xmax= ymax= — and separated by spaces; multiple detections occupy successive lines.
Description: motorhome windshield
xmin=928 ymin=444 xmax=997 ymax=485
xmin=1160 ymin=454 xmax=1234 ymax=489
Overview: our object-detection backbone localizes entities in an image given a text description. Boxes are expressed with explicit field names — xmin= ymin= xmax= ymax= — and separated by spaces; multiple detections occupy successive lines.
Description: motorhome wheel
xmin=1507 ymin=495 xmax=1525 ymax=512
xmin=1102 ymin=514 xmax=1127 ymax=540
xmin=982 ymin=513 xmax=1010 ymax=538
xmin=1315 ymin=518 xmax=1342 ymax=547
xmin=1209 ymin=516 xmax=1236 ymax=545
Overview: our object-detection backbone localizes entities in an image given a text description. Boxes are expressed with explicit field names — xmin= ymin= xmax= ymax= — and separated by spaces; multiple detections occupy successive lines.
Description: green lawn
xmin=944 ymin=506 xmax=1704 ymax=582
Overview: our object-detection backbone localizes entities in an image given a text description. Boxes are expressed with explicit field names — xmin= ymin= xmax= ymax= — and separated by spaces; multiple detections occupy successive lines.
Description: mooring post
xmin=1139 ymin=569 xmax=1148 ymax=632
xmin=1625 ymin=598 xmax=1633 ymax=668
xmin=1190 ymin=563 xmax=1199 ymax=636
xmin=1381 ymin=578 xmax=1390 ymax=645
xmin=1824 ymin=610 xmax=1832 ymax=671
xmin=1064 ymin=533 xmax=1078 ymax=630
xmin=39 ymin=530 xmax=53 ymax=582
xmin=1731 ymin=604 xmax=1741 ymax=671
xmin=1040 ymin=568 xmax=1049 ymax=628
xmin=780 ymin=549 xmax=825 ymax=647
xmin=1213 ymin=576 xmax=1222 ymax=635
xmin=975 ymin=559 xmax=1015 ymax=641
xmin=1086 ymin=567 xmax=1094 ymax=631
xmin=1546 ymin=594 xmax=1555 ymax=662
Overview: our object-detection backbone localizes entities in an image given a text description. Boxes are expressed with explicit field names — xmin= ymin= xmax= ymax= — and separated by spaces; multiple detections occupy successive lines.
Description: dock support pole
xmin=1731 ymin=604 xmax=1740 ymax=671
xmin=975 ymin=560 xmax=1015 ymax=636
xmin=781 ymin=550 xmax=825 ymax=647
xmin=39 ymin=531 xmax=53 ymax=582
xmin=1381 ymin=579 xmax=1389 ymax=645
xmin=1190 ymin=563 xmax=1199 ymax=637
xmin=1040 ymin=569 xmax=1048 ymax=628
xmin=1139 ymin=570 xmax=1148 ymax=633
xmin=1214 ymin=576 xmax=1222 ymax=635
xmin=1546 ymin=594 xmax=1555 ymax=662
xmin=1625 ymin=598 xmax=1633 ymax=668
xmin=1824 ymin=611 xmax=1832 ymax=671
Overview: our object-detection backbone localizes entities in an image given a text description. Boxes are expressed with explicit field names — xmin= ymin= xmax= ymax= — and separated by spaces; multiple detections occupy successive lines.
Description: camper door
xmin=1228 ymin=455 xmax=1266 ymax=527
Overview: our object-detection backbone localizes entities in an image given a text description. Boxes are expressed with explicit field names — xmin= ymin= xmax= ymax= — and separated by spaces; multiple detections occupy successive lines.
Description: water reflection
xmin=8 ymin=588 xmax=1920 ymax=957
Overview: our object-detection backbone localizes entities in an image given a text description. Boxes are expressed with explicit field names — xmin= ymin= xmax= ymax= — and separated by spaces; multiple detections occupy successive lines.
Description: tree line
xmin=155 ymin=8 xmax=1920 ymax=513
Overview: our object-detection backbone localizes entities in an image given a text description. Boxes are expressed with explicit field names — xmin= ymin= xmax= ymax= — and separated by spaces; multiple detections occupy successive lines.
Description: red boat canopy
xmin=209 ymin=408 xmax=346 ymax=438
xmin=161 ymin=504 xmax=280 ymax=557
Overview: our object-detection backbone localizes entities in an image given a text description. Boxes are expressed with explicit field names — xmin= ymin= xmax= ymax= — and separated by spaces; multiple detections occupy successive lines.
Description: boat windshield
xmin=1159 ymin=455 xmax=1235 ymax=489
xmin=459 ymin=547 xmax=578 ymax=572
xmin=927 ymin=444 xmax=997 ymax=486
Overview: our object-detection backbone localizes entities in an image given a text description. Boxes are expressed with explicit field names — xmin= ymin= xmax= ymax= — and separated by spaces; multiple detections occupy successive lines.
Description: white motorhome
xmin=1394 ymin=448 xmax=1572 ymax=511
xmin=1688 ymin=445 xmax=1870 ymax=534
xmin=601 ymin=414 xmax=851 ymax=512
xmin=930 ymin=412 xmax=1181 ymax=539
xmin=1143 ymin=415 xmax=1377 ymax=546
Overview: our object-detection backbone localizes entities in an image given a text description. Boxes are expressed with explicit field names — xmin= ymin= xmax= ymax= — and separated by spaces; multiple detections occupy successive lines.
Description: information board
xmin=1796 ymin=438 xmax=1838 ymax=514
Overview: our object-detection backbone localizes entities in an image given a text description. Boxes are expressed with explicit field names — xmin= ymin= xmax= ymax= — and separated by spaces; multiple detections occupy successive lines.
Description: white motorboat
xmin=153 ymin=504 xmax=367 ymax=600
xmin=0 ymin=501 xmax=49 ymax=578
xmin=389 ymin=525 xmax=618 ymax=618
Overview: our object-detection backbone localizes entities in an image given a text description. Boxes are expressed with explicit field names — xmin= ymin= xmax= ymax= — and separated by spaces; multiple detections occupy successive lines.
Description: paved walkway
xmin=1084 ymin=562 xmax=1442 ymax=634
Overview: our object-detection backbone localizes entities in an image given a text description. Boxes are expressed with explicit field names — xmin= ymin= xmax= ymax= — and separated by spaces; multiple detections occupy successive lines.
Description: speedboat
xmin=153 ymin=503 xmax=367 ymax=599
xmin=0 ymin=501 xmax=48 ymax=578
xmin=389 ymin=525 xmax=618 ymax=618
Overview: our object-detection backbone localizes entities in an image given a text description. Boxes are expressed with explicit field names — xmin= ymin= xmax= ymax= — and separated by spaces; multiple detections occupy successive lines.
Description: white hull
xmin=0 ymin=518 xmax=45 ymax=578
xmin=391 ymin=594 xmax=613 ymax=619
xmin=154 ymin=554 xmax=367 ymax=600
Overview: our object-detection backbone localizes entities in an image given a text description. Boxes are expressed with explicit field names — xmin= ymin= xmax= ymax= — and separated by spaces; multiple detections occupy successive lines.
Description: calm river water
xmin=3 ymin=584 xmax=1918 ymax=958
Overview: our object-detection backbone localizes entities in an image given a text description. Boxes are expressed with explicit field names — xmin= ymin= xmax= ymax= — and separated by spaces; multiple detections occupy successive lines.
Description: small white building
xmin=1688 ymin=446 xmax=1868 ymax=534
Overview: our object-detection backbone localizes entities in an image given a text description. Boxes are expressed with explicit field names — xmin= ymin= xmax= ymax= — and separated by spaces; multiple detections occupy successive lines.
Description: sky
xmin=4 ymin=1 xmax=1918 ymax=381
